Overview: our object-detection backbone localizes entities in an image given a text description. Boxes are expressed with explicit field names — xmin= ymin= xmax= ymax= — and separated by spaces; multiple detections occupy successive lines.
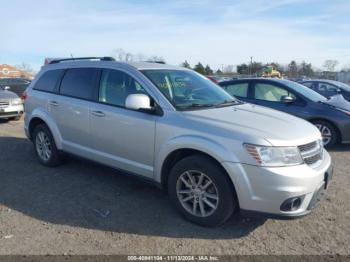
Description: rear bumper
xmin=222 ymin=150 xmax=333 ymax=218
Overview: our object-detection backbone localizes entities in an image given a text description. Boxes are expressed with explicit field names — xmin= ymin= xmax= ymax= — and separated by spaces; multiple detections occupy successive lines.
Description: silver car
xmin=0 ymin=86 xmax=24 ymax=121
xmin=24 ymin=57 xmax=333 ymax=226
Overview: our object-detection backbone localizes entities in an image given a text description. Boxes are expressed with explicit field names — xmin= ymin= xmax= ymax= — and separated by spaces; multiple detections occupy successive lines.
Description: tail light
xmin=21 ymin=91 xmax=27 ymax=101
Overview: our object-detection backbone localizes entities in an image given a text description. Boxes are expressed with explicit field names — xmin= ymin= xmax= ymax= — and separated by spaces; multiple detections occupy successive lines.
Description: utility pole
xmin=250 ymin=56 xmax=253 ymax=76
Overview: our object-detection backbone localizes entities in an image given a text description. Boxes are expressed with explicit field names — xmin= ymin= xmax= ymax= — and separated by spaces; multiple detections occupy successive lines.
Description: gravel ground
xmin=0 ymin=119 xmax=349 ymax=255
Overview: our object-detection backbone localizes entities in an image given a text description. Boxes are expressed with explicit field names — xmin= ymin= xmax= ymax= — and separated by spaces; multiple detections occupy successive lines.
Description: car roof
xmin=301 ymin=79 xmax=335 ymax=83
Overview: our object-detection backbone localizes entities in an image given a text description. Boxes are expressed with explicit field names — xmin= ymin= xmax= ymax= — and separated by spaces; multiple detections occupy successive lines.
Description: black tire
xmin=33 ymin=124 xmax=63 ymax=167
xmin=311 ymin=120 xmax=338 ymax=147
xmin=168 ymin=154 xmax=237 ymax=227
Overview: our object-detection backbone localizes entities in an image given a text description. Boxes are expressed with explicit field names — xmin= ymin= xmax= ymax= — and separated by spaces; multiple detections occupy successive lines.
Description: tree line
xmin=181 ymin=59 xmax=341 ymax=78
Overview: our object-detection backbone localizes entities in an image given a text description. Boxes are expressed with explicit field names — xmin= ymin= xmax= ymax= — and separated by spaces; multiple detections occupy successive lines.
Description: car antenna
xmin=70 ymin=54 xmax=75 ymax=61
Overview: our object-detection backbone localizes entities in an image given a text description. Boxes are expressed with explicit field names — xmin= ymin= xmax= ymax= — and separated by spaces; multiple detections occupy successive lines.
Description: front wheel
xmin=311 ymin=120 xmax=338 ymax=147
xmin=168 ymin=155 xmax=237 ymax=227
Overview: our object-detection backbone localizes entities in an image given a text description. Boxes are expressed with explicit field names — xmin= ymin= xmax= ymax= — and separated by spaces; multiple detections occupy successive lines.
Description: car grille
xmin=0 ymin=100 xmax=9 ymax=108
xmin=298 ymin=141 xmax=323 ymax=166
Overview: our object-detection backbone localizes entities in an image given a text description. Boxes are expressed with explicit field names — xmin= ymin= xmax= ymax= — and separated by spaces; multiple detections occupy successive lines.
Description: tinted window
xmin=99 ymin=69 xmax=147 ymax=107
xmin=0 ymin=79 xmax=9 ymax=85
xmin=302 ymin=82 xmax=313 ymax=88
xmin=34 ymin=70 xmax=64 ymax=92
xmin=60 ymin=68 xmax=98 ymax=99
xmin=11 ymin=79 xmax=30 ymax=85
xmin=318 ymin=82 xmax=338 ymax=92
xmin=225 ymin=83 xmax=249 ymax=98
xmin=254 ymin=83 xmax=295 ymax=102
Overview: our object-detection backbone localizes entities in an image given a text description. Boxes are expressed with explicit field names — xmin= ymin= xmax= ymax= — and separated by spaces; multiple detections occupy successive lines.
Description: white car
xmin=0 ymin=86 xmax=24 ymax=121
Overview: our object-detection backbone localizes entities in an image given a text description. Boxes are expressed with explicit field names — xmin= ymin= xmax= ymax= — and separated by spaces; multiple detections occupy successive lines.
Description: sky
xmin=1 ymin=0 xmax=349 ymax=72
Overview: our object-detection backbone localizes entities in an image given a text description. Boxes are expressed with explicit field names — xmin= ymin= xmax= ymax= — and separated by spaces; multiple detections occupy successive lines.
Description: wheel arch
xmin=308 ymin=117 xmax=342 ymax=143
xmin=27 ymin=109 xmax=63 ymax=149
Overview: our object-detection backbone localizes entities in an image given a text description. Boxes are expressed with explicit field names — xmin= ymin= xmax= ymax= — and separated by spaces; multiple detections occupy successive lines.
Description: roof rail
xmin=48 ymin=57 xmax=116 ymax=64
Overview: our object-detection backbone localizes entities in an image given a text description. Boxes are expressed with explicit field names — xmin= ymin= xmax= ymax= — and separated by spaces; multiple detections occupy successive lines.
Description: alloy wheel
xmin=315 ymin=124 xmax=332 ymax=146
xmin=176 ymin=170 xmax=219 ymax=217
xmin=35 ymin=131 xmax=52 ymax=161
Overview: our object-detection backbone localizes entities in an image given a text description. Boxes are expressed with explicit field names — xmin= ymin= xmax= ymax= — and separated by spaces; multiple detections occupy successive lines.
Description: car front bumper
xmin=0 ymin=104 xmax=24 ymax=119
xmin=222 ymin=150 xmax=332 ymax=218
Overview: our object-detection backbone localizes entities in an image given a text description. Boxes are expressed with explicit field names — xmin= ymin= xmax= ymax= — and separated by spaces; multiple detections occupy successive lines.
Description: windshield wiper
xmin=214 ymin=100 xmax=242 ymax=108
xmin=177 ymin=103 xmax=215 ymax=110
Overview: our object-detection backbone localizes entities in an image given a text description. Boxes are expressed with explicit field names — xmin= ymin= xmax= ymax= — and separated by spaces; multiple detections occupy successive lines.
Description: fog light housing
xmin=280 ymin=196 xmax=304 ymax=211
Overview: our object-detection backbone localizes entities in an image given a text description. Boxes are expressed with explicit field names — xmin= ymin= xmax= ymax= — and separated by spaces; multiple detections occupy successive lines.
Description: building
xmin=0 ymin=64 xmax=33 ymax=79
xmin=337 ymin=71 xmax=350 ymax=84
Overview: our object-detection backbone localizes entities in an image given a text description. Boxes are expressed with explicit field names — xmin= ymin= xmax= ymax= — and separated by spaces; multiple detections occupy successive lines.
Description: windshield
xmin=142 ymin=69 xmax=238 ymax=110
xmin=329 ymin=80 xmax=350 ymax=92
xmin=281 ymin=80 xmax=328 ymax=102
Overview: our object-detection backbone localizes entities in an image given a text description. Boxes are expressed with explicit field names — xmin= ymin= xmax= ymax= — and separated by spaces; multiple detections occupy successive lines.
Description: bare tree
xmin=323 ymin=60 xmax=339 ymax=72
xmin=147 ymin=55 xmax=165 ymax=63
xmin=135 ymin=53 xmax=146 ymax=62
xmin=16 ymin=62 xmax=34 ymax=74
xmin=112 ymin=48 xmax=127 ymax=61
xmin=223 ymin=65 xmax=234 ymax=73
xmin=112 ymin=49 xmax=164 ymax=63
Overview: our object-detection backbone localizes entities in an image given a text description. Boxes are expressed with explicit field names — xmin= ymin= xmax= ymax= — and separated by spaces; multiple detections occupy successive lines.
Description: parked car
xmin=24 ymin=57 xmax=332 ymax=226
xmin=219 ymin=78 xmax=350 ymax=147
xmin=0 ymin=86 xmax=24 ymax=121
xmin=0 ymin=78 xmax=31 ymax=97
xmin=299 ymin=79 xmax=350 ymax=101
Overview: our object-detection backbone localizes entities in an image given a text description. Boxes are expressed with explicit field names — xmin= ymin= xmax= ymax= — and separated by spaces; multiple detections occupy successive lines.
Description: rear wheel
xmin=33 ymin=124 xmax=63 ymax=167
xmin=168 ymin=155 xmax=237 ymax=227
xmin=311 ymin=120 xmax=338 ymax=147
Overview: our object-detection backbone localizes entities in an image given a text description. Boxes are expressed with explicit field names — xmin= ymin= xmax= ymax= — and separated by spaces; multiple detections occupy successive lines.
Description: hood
xmin=0 ymin=90 xmax=18 ymax=100
xmin=182 ymin=103 xmax=321 ymax=146
xmin=322 ymin=94 xmax=350 ymax=112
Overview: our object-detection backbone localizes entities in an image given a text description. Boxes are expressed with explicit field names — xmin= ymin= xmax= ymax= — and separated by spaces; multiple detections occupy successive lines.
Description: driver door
xmin=89 ymin=69 xmax=157 ymax=178
xmin=252 ymin=81 xmax=305 ymax=118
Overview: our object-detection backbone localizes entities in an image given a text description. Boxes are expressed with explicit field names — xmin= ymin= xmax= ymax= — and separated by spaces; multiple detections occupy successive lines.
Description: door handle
xmin=49 ymin=100 xmax=59 ymax=106
xmin=91 ymin=110 xmax=105 ymax=117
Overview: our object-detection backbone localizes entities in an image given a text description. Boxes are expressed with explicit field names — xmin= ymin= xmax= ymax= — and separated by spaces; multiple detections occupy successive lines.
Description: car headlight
xmin=244 ymin=143 xmax=303 ymax=167
xmin=11 ymin=98 xmax=23 ymax=105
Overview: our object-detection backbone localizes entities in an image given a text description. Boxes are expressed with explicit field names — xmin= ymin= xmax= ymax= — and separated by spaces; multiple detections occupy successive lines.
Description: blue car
xmin=299 ymin=79 xmax=350 ymax=102
xmin=219 ymin=78 xmax=350 ymax=147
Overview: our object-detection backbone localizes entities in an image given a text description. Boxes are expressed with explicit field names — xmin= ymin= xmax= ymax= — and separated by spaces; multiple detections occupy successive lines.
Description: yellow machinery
xmin=261 ymin=65 xmax=281 ymax=78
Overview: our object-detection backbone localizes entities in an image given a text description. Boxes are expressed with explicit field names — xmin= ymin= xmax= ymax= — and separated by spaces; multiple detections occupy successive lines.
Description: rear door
xmin=252 ymin=81 xmax=307 ymax=118
xmin=55 ymin=68 xmax=99 ymax=154
xmin=89 ymin=68 xmax=157 ymax=178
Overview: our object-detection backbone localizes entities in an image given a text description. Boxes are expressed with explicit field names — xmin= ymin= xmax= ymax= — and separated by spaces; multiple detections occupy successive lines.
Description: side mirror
xmin=337 ymin=88 xmax=342 ymax=93
xmin=281 ymin=95 xmax=295 ymax=103
xmin=3 ymin=86 xmax=10 ymax=90
xmin=125 ymin=94 xmax=152 ymax=111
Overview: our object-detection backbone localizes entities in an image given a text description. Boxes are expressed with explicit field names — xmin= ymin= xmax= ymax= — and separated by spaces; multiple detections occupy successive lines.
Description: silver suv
xmin=24 ymin=57 xmax=333 ymax=226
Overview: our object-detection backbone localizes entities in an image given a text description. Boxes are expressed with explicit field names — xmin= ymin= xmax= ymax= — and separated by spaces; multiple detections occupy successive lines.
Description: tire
xmin=311 ymin=120 xmax=338 ymax=147
xmin=33 ymin=124 xmax=63 ymax=167
xmin=168 ymin=154 xmax=237 ymax=227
